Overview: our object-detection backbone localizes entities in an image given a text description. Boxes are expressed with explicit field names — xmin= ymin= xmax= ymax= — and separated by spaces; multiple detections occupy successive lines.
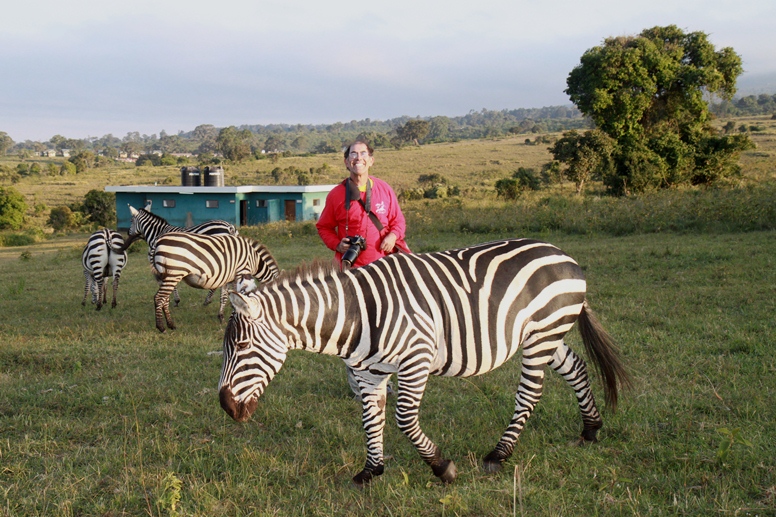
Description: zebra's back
xmin=347 ymin=238 xmax=587 ymax=377
xmin=153 ymin=232 xmax=276 ymax=290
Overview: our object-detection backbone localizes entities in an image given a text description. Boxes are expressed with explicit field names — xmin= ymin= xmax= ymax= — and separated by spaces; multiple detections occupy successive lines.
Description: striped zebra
xmin=81 ymin=229 xmax=128 ymax=310
xmin=152 ymin=232 xmax=280 ymax=332
xmin=218 ymin=238 xmax=630 ymax=485
xmin=115 ymin=204 xmax=238 ymax=306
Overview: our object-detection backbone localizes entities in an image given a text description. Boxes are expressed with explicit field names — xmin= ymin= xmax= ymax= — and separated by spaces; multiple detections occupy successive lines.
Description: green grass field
xmin=2 ymin=119 xmax=776 ymax=515
xmin=1 ymin=227 xmax=774 ymax=516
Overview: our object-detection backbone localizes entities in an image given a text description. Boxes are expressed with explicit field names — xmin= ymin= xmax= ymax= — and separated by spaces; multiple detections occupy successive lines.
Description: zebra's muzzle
xmin=219 ymin=386 xmax=257 ymax=422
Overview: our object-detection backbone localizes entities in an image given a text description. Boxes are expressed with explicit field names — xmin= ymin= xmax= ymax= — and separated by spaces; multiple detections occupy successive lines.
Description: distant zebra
xmin=81 ymin=229 xmax=128 ymax=310
xmin=114 ymin=204 xmax=238 ymax=306
xmin=218 ymin=238 xmax=630 ymax=485
xmin=152 ymin=232 xmax=280 ymax=332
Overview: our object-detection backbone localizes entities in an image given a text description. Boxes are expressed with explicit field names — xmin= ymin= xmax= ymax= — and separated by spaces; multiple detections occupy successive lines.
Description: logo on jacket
xmin=374 ymin=201 xmax=387 ymax=214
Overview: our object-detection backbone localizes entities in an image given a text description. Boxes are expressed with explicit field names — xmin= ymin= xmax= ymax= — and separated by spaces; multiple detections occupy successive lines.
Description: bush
xmin=82 ymin=189 xmax=116 ymax=227
xmin=48 ymin=206 xmax=80 ymax=231
xmin=0 ymin=186 xmax=27 ymax=230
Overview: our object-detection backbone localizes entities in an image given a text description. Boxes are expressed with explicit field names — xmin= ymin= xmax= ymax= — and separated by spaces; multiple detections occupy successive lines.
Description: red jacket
xmin=316 ymin=177 xmax=410 ymax=268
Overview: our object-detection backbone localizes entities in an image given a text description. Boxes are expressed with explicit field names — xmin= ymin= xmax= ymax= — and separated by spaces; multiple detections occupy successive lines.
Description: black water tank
xmin=180 ymin=166 xmax=201 ymax=186
xmin=203 ymin=166 xmax=224 ymax=187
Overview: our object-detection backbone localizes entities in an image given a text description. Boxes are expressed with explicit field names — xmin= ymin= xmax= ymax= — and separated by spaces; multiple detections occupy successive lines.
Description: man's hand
xmin=380 ymin=232 xmax=398 ymax=252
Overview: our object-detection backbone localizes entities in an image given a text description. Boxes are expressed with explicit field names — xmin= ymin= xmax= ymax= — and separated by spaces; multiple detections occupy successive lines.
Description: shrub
xmin=0 ymin=186 xmax=27 ymax=230
xmin=48 ymin=206 xmax=80 ymax=231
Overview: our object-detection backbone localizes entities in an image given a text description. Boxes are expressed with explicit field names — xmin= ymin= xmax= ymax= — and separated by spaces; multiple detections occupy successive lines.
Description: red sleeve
xmin=316 ymin=186 xmax=345 ymax=252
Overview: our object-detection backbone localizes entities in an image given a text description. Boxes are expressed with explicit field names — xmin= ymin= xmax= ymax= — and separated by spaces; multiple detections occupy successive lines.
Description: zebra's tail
xmin=111 ymin=232 xmax=141 ymax=253
xmin=577 ymin=300 xmax=631 ymax=412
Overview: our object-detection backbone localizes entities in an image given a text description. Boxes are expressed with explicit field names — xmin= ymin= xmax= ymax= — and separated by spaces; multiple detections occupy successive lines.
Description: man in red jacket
xmin=316 ymin=139 xmax=410 ymax=269
xmin=316 ymin=138 xmax=409 ymax=398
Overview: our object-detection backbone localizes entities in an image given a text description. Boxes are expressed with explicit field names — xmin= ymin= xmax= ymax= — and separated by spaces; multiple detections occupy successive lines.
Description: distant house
xmin=41 ymin=149 xmax=57 ymax=157
xmin=105 ymin=184 xmax=337 ymax=231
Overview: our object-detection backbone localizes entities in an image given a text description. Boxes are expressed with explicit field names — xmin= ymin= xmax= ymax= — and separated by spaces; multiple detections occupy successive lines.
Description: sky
xmin=2 ymin=0 xmax=775 ymax=143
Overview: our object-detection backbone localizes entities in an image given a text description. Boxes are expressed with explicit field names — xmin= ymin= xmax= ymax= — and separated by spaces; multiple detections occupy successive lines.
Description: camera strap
xmin=344 ymin=178 xmax=384 ymax=232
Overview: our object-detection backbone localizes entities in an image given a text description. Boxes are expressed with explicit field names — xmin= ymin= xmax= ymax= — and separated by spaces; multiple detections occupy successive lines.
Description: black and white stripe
xmin=218 ymin=238 xmax=629 ymax=485
xmin=151 ymin=232 xmax=280 ymax=332
xmin=81 ymin=229 xmax=127 ymax=310
xmin=116 ymin=204 xmax=238 ymax=306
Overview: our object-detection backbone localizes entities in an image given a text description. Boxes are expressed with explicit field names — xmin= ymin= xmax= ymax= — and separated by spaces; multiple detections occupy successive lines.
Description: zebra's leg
xmin=483 ymin=341 xmax=555 ymax=472
xmin=111 ymin=273 xmax=120 ymax=309
xmin=351 ymin=372 xmax=391 ymax=486
xmin=217 ymin=287 xmax=228 ymax=323
xmin=548 ymin=340 xmax=603 ymax=444
xmin=82 ymin=271 xmax=91 ymax=306
xmin=95 ymin=276 xmax=105 ymax=311
xmin=393 ymin=364 xmax=457 ymax=484
xmin=172 ymin=287 xmax=181 ymax=307
xmin=154 ymin=281 xmax=178 ymax=332
xmin=203 ymin=288 xmax=216 ymax=306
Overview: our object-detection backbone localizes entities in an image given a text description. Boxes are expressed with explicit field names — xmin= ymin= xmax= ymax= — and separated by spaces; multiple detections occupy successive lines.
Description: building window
xmin=256 ymin=199 xmax=268 ymax=208
xmin=313 ymin=199 xmax=320 ymax=206
xmin=206 ymin=200 xmax=219 ymax=208
xmin=162 ymin=199 xmax=176 ymax=208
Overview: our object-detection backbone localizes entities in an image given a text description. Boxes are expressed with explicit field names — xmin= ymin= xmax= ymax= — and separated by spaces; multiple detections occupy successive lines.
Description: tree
xmin=549 ymin=130 xmax=616 ymax=194
xmin=397 ymin=119 xmax=430 ymax=145
xmin=217 ymin=127 xmax=253 ymax=162
xmin=69 ymin=150 xmax=96 ymax=174
xmin=82 ymin=189 xmax=116 ymax=227
xmin=565 ymin=25 xmax=752 ymax=194
xmin=0 ymin=187 xmax=27 ymax=230
xmin=0 ymin=132 xmax=13 ymax=155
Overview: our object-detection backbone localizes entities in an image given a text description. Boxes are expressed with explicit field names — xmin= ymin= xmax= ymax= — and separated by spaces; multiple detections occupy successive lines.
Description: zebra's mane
xmin=272 ymin=258 xmax=340 ymax=285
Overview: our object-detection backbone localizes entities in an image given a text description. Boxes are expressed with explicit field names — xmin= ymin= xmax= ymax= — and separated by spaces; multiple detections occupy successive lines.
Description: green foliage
xmin=397 ymin=119 xmax=431 ymax=146
xmin=48 ymin=205 xmax=80 ymax=231
xmin=716 ymin=428 xmax=753 ymax=463
xmin=0 ymin=131 xmax=14 ymax=155
xmin=0 ymin=186 xmax=27 ymax=230
xmin=217 ymin=126 xmax=253 ymax=162
xmin=550 ymin=129 xmax=617 ymax=194
xmin=495 ymin=168 xmax=540 ymax=199
xmin=155 ymin=471 xmax=183 ymax=516
xmin=69 ymin=150 xmax=96 ymax=173
xmin=60 ymin=161 xmax=77 ymax=175
xmin=566 ymin=25 xmax=752 ymax=194
xmin=82 ymin=189 xmax=116 ymax=227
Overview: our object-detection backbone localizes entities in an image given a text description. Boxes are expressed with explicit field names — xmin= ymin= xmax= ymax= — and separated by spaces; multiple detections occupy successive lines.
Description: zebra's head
xmin=218 ymin=288 xmax=288 ymax=422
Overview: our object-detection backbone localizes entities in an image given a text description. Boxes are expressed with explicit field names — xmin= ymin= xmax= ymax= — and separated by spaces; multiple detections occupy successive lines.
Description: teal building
xmin=105 ymin=184 xmax=337 ymax=231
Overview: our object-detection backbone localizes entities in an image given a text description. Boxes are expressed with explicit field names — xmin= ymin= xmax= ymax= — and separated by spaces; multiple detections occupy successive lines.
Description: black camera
xmin=341 ymin=235 xmax=366 ymax=268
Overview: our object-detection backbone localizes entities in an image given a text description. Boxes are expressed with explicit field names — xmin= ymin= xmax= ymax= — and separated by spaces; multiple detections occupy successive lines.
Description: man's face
xmin=345 ymin=143 xmax=374 ymax=177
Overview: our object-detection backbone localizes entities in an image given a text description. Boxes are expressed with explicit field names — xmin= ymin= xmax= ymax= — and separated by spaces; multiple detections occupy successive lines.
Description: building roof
xmin=105 ymin=184 xmax=338 ymax=194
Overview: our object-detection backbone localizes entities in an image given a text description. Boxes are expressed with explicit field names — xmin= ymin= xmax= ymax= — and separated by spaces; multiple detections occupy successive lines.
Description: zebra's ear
xmin=129 ymin=205 xmax=138 ymax=215
xmin=230 ymin=292 xmax=262 ymax=319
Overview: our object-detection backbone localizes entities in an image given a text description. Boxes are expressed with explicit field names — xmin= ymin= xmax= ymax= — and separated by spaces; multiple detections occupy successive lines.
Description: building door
xmin=240 ymin=200 xmax=247 ymax=226
xmin=284 ymin=200 xmax=296 ymax=221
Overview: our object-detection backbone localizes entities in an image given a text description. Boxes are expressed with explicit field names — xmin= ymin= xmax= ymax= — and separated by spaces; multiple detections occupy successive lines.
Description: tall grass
xmin=402 ymin=183 xmax=776 ymax=243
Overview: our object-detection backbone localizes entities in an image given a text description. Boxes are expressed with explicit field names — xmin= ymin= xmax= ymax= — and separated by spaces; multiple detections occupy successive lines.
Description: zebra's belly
xmin=182 ymin=274 xmax=224 ymax=290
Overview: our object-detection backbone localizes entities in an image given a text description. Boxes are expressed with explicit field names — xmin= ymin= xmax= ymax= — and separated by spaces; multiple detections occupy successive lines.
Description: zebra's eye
xmin=235 ymin=339 xmax=251 ymax=351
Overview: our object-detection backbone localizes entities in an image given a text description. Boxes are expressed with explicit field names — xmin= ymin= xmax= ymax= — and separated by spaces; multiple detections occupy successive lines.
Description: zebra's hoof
xmin=433 ymin=460 xmax=457 ymax=484
xmin=482 ymin=451 xmax=505 ymax=473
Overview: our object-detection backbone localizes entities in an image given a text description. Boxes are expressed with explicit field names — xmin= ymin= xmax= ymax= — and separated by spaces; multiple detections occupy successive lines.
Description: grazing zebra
xmin=114 ymin=204 xmax=238 ymax=306
xmin=81 ymin=229 xmax=127 ymax=310
xmin=218 ymin=238 xmax=630 ymax=485
xmin=152 ymin=232 xmax=280 ymax=332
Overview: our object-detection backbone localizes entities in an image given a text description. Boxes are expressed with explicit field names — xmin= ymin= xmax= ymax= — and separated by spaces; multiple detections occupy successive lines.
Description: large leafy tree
xmin=217 ymin=126 xmax=253 ymax=162
xmin=565 ymin=25 xmax=753 ymax=194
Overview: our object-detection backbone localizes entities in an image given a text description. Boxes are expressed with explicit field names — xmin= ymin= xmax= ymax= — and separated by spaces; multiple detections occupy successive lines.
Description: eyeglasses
xmin=348 ymin=151 xmax=370 ymax=159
